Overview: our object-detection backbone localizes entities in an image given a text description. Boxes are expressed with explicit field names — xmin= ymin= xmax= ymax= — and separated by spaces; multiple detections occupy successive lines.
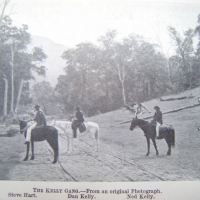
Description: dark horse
xmin=19 ymin=120 xmax=59 ymax=163
xmin=130 ymin=117 xmax=175 ymax=156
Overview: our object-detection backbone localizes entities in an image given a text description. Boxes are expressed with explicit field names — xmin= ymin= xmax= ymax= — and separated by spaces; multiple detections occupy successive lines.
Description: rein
xmin=20 ymin=121 xmax=34 ymax=132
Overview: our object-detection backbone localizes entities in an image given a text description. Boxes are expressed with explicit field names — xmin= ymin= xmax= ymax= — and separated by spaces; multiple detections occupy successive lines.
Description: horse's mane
xmin=134 ymin=118 xmax=150 ymax=124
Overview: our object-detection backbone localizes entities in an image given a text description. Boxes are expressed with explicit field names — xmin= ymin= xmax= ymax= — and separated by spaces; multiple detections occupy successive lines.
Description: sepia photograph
xmin=0 ymin=0 xmax=200 ymax=199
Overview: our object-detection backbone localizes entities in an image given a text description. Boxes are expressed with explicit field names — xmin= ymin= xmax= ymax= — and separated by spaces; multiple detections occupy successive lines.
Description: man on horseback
xmin=24 ymin=104 xmax=47 ymax=144
xmin=152 ymin=106 xmax=163 ymax=139
xmin=71 ymin=106 xmax=85 ymax=138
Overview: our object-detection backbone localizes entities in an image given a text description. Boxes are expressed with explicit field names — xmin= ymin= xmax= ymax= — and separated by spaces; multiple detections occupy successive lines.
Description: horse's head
xmin=18 ymin=120 xmax=28 ymax=134
xmin=130 ymin=117 xmax=139 ymax=131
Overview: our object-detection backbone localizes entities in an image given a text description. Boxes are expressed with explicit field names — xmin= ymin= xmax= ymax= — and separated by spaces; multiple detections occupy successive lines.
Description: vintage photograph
xmin=0 ymin=0 xmax=200 ymax=192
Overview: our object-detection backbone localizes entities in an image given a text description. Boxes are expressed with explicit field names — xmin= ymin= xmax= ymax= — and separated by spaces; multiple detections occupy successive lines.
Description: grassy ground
xmin=0 ymin=87 xmax=200 ymax=181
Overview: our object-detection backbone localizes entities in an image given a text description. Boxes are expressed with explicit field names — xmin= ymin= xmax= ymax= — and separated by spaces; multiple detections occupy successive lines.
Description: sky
xmin=3 ymin=0 xmax=200 ymax=56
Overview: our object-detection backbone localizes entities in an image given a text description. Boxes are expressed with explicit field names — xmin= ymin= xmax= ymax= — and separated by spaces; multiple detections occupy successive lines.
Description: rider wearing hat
xmin=24 ymin=104 xmax=47 ymax=144
xmin=71 ymin=106 xmax=84 ymax=138
xmin=152 ymin=106 xmax=163 ymax=139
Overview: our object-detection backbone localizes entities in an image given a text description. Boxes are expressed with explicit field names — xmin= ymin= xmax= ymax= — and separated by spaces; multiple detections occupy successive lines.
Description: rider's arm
xmin=40 ymin=111 xmax=47 ymax=126
xmin=153 ymin=111 xmax=162 ymax=122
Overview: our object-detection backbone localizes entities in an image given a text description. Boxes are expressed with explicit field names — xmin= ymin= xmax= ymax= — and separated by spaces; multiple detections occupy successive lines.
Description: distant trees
xmin=1 ymin=2 xmax=200 ymax=118
xmin=56 ymin=13 xmax=200 ymax=117
xmin=32 ymin=81 xmax=56 ymax=115
xmin=168 ymin=26 xmax=195 ymax=90
xmin=56 ymin=31 xmax=168 ymax=116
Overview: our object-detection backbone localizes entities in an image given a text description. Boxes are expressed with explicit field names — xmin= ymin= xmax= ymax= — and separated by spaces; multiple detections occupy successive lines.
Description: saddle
xmin=160 ymin=124 xmax=172 ymax=131
xmin=151 ymin=120 xmax=157 ymax=128
xmin=78 ymin=122 xmax=86 ymax=133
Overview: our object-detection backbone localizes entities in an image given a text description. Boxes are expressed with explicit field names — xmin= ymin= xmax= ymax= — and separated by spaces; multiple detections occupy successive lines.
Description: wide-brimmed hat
xmin=34 ymin=104 xmax=40 ymax=108
xmin=75 ymin=106 xmax=80 ymax=110
xmin=154 ymin=106 xmax=160 ymax=110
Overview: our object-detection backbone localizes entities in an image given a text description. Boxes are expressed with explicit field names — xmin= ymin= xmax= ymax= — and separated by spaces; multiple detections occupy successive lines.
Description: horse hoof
xmin=146 ymin=154 xmax=149 ymax=156
xmin=167 ymin=153 xmax=171 ymax=156
xmin=156 ymin=153 xmax=159 ymax=156
xmin=30 ymin=157 xmax=34 ymax=160
xmin=23 ymin=158 xmax=28 ymax=161
xmin=52 ymin=161 xmax=57 ymax=164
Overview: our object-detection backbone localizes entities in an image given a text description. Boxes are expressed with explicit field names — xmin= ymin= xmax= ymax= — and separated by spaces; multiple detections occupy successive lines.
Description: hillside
xmin=0 ymin=87 xmax=200 ymax=183
xmin=90 ymin=86 xmax=200 ymax=124
xmin=28 ymin=35 xmax=68 ymax=86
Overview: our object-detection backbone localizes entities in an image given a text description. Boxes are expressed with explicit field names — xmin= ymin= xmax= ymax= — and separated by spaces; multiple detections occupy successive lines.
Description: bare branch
xmin=0 ymin=0 xmax=11 ymax=23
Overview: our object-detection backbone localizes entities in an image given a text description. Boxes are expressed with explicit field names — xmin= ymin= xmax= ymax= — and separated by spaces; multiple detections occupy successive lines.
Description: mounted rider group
xmin=18 ymin=100 xmax=171 ymax=163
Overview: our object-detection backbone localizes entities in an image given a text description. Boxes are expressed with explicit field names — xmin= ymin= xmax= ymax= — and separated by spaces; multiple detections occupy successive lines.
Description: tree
xmin=0 ymin=69 xmax=8 ymax=115
xmin=60 ymin=42 xmax=101 ymax=115
xmin=0 ymin=16 xmax=47 ymax=115
xmin=168 ymin=26 xmax=194 ymax=89
xmin=0 ymin=0 xmax=11 ymax=24
xmin=151 ymin=19 xmax=172 ymax=86
xmin=98 ymin=30 xmax=132 ymax=105
xmin=32 ymin=81 xmax=56 ymax=115
xmin=0 ymin=16 xmax=31 ymax=114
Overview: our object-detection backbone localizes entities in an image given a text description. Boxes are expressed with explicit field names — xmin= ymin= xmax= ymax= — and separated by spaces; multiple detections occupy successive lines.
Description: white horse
xmin=50 ymin=119 xmax=99 ymax=152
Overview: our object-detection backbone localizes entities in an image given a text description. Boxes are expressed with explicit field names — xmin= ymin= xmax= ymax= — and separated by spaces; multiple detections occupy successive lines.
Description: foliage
xmin=56 ymin=32 xmax=169 ymax=116
xmin=0 ymin=16 xmax=47 ymax=116
xmin=56 ymin=12 xmax=200 ymax=116
xmin=31 ymin=81 xmax=56 ymax=116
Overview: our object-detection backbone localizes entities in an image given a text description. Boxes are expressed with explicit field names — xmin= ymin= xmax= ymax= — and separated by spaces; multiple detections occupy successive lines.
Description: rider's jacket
xmin=75 ymin=110 xmax=84 ymax=122
xmin=34 ymin=109 xmax=47 ymax=126
xmin=153 ymin=110 xmax=163 ymax=125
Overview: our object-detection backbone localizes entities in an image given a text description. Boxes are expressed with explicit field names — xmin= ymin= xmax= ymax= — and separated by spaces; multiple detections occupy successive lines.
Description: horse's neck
xmin=137 ymin=119 xmax=149 ymax=130
xmin=51 ymin=120 xmax=71 ymax=129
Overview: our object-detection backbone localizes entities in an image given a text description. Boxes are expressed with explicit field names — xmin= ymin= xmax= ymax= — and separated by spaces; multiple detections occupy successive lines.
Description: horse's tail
xmin=171 ymin=128 xmax=175 ymax=147
xmin=52 ymin=127 xmax=59 ymax=162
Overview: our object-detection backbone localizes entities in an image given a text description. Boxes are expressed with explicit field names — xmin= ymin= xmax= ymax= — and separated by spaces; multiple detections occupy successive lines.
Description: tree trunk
xmin=121 ymin=79 xmax=126 ymax=105
xmin=166 ymin=58 xmax=171 ymax=85
xmin=147 ymin=80 xmax=151 ymax=96
xmin=14 ymin=79 xmax=24 ymax=113
xmin=3 ymin=78 xmax=8 ymax=116
xmin=10 ymin=45 xmax=14 ymax=114
xmin=0 ymin=0 xmax=11 ymax=24
xmin=42 ymin=102 xmax=47 ymax=115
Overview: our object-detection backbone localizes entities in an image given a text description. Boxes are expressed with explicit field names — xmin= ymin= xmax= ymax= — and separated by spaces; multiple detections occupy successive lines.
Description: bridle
xmin=132 ymin=118 xmax=149 ymax=129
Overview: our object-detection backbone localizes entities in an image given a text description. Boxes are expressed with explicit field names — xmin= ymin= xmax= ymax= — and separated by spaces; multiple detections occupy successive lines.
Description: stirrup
xmin=24 ymin=141 xmax=30 ymax=144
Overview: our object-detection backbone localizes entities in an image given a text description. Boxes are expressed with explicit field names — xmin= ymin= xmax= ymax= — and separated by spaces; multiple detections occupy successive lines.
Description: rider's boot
xmin=155 ymin=133 xmax=162 ymax=139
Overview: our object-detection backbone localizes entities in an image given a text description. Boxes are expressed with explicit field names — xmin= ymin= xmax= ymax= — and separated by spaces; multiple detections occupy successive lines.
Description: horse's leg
xmin=146 ymin=137 xmax=150 ymax=156
xmin=151 ymin=138 xmax=159 ymax=155
xmin=47 ymin=137 xmax=59 ymax=164
xmin=95 ymin=128 xmax=99 ymax=152
xmin=71 ymin=137 xmax=74 ymax=151
xmin=165 ymin=138 xmax=171 ymax=155
xmin=30 ymin=141 xmax=34 ymax=160
xmin=95 ymin=137 xmax=99 ymax=152
xmin=23 ymin=143 xmax=30 ymax=161
xmin=92 ymin=137 xmax=98 ymax=152
xmin=63 ymin=130 xmax=70 ymax=152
